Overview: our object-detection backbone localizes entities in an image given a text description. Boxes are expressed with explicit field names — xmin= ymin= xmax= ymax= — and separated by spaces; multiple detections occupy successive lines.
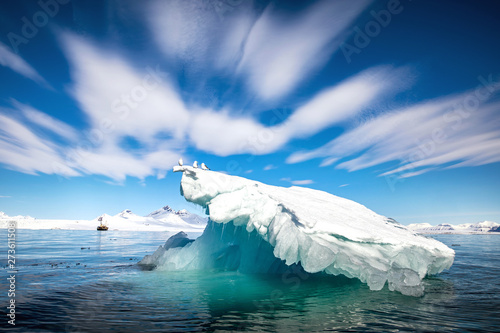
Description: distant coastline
xmin=414 ymin=231 xmax=500 ymax=235
xmin=408 ymin=221 xmax=500 ymax=235
xmin=2 ymin=210 xmax=498 ymax=236
xmin=0 ymin=207 xmax=207 ymax=232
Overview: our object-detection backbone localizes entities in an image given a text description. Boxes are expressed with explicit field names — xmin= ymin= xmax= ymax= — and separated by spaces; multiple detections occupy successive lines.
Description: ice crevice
xmin=140 ymin=166 xmax=455 ymax=297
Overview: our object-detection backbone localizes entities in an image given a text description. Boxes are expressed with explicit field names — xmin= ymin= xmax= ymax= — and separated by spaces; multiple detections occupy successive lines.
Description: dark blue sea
xmin=1 ymin=229 xmax=499 ymax=332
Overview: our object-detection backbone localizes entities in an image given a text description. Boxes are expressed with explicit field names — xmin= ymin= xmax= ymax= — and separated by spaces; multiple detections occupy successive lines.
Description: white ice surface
xmin=144 ymin=166 xmax=455 ymax=296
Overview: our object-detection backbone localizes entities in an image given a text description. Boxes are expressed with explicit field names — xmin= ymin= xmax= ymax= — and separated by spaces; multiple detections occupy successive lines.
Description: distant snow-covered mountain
xmin=457 ymin=221 xmax=500 ymax=232
xmin=0 ymin=205 xmax=207 ymax=232
xmin=147 ymin=206 xmax=206 ymax=226
xmin=491 ymin=225 xmax=500 ymax=232
xmin=115 ymin=209 xmax=143 ymax=219
xmin=147 ymin=205 xmax=176 ymax=218
xmin=408 ymin=221 xmax=500 ymax=234
xmin=93 ymin=206 xmax=208 ymax=230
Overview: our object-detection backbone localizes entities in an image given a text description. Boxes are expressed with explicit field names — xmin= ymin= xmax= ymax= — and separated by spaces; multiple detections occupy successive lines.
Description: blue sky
xmin=0 ymin=0 xmax=499 ymax=224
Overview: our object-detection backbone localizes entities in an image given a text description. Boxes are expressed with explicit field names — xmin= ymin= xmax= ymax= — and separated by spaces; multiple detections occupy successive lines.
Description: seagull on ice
xmin=193 ymin=161 xmax=198 ymax=168
xmin=178 ymin=158 xmax=183 ymax=166
xmin=201 ymin=163 xmax=210 ymax=170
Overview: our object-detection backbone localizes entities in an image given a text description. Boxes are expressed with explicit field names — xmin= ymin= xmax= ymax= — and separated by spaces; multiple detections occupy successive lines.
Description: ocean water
xmin=1 ymin=229 xmax=499 ymax=332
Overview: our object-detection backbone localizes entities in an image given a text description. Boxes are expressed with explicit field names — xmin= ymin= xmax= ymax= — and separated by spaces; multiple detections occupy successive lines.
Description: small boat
xmin=97 ymin=216 xmax=108 ymax=231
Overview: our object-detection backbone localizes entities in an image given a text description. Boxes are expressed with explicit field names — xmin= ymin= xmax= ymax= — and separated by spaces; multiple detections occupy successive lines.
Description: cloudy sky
xmin=0 ymin=0 xmax=499 ymax=224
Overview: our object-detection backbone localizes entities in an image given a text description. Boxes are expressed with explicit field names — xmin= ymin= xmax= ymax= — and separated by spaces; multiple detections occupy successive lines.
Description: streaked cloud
xmin=12 ymin=101 xmax=79 ymax=142
xmin=61 ymin=33 xmax=191 ymax=143
xmin=3 ymin=3 xmax=496 ymax=184
xmin=281 ymin=177 xmax=314 ymax=185
xmin=0 ymin=31 xmax=408 ymax=181
xmin=288 ymin=84 xmax=500 ymax=178
xmin=148 ymin=0 xmax=371 ymax=101
xmin=263 ymin=164 xmax=277 ymax=171
xmin=236 ymin=0 xmax=371 ymax=100
xmin=0 ymin=42 xmax=48 ymax=86
xmin=0 ymin=111 xmax=79 ymax=177
xmin=188 ymin=66 xmax=406 ymax=156
xmin=63 ymin=32 xmax=401 ymax=161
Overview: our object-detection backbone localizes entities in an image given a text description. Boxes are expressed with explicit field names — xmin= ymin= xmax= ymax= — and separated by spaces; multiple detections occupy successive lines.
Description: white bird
xmin=193 ymin=161 xmax=198 ymax=168
xmin=201 ymin=163 xmax=210 ymax=170
xmin=178 ymin=158 xmax=183 ymax=166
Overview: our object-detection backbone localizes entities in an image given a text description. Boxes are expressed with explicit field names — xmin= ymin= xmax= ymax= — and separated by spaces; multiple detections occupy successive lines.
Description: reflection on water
xmin=1 ymin=230 xmax=499 ymax=332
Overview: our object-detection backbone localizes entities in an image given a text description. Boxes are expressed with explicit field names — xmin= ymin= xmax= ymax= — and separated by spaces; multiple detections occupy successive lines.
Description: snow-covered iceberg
xmin=141 ymin=166 xmax=454 ymax=296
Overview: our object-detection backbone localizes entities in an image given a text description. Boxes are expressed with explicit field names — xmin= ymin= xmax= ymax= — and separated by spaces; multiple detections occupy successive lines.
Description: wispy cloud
xmin=61 ymin=33 xmax=191 ymax=143
xmin=236 ymin=0 xmax=371 ymax=101
xmin=263 ymin=164 xmax=277 ymax=171
xmin=0 ymin=30 xmax=409 ymax=181
xmin=288 ymin=83 xmax=500 ymax=178
xmin=58 ymin=33 xmax=186 ymax=181
xmin=0 ymin=42 xmax=48 ymax=86
xmin=188 ymin=66 xmax=406 ymax=156
xmin=148 ymin=0 xmax=371 ymax=101
xmin=0 ymin=33 xmax=187 ymax=182
xmin=339 ymin=184 xmax=349 ymax=188
xmin=0 ymin=102 xmax=183 ymax=182
xmin=147 ymin=0 xmax=256 ymax=83
xmin=291 ymin=179 xmax=314 ymax=185
xmin=12 ymin=100 xmax=79 ymax=142
xmin=0 ymin=111 xmax=79 ymax=177
xmin=275 ymin=66 xmax=408 ymax=139
xmin=281 ymin=177 xmax=314 ymax=185
xmin=0 ymin=195 xmax=11 ymax=198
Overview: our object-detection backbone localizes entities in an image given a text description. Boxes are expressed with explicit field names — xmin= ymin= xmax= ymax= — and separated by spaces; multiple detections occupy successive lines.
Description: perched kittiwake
xmin=178 ymin=158 xmax=183 ymax=166
xmin=193 ymin=161 xmax=198 ymax=168
xmin=201 ymin=163 xmax=210 ymax=170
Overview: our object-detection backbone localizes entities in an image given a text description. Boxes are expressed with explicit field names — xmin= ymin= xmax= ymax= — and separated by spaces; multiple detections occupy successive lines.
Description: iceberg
xmin=140 ymin=166 xmax=454 ymax=296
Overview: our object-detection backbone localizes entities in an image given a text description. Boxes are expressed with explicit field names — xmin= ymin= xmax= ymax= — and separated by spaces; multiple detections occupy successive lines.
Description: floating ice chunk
xmin=163 ymin=231 xmax=194 ymax=250
xmin=148 ymin=166 xmax=455 ymax=296
xmin=139 ymin=232 xmax=195 ymax=269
